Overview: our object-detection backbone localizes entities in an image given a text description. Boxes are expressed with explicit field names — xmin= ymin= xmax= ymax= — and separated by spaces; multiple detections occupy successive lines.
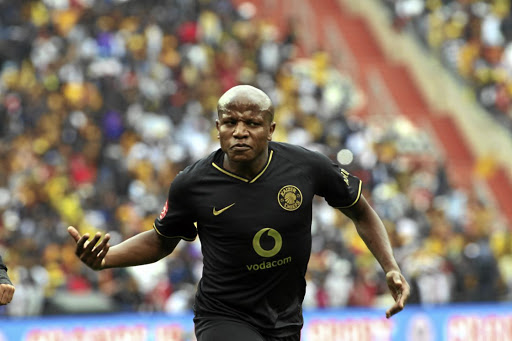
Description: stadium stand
xmin=371 ymin=0 xmax=512 ymax=223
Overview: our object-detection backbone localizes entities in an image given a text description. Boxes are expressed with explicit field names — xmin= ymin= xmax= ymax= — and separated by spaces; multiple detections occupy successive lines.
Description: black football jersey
xmin=154 ymin=141 xmax=362 ymax=337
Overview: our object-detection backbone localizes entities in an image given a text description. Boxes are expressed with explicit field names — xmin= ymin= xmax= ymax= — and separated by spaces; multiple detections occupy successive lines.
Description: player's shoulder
xmin=270 ymin=141 xmax=328 ymax=163
xmin=173 ymin=149 xmax=219 ymax=184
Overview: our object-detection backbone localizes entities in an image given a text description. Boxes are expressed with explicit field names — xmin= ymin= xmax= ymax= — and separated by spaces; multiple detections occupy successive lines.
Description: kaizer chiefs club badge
xmin=278 ymin=185 xmax=303 ymax=211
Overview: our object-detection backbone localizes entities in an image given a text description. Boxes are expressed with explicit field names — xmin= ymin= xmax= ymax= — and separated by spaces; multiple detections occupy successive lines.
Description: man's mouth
xmin=231 ymin=144 xmax=251 ymax=151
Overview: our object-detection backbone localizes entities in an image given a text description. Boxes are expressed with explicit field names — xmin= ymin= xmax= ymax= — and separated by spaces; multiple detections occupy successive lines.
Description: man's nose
xmin=233 ymin=122 xmax=248 ymax=137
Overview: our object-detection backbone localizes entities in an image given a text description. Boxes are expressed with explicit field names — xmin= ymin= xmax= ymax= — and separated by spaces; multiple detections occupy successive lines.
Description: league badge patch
xmin=159 ymin=200 xmax=169 ymax=220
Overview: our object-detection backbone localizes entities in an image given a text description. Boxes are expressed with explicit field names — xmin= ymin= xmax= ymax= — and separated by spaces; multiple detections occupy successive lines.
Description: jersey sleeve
xmin=153 ymin=172 xmax=198 ymax=241
xmin=0 ymin=254 xmax=12 ymax=285
xmin=313 ymin=152 xmax=362 ymax=208
xmin=0 ymin=255 xmax=6 ymax=271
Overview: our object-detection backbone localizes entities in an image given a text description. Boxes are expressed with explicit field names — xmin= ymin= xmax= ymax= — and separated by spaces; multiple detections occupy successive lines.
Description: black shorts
xmin=195 ymin=318 xmax=301 ymax=341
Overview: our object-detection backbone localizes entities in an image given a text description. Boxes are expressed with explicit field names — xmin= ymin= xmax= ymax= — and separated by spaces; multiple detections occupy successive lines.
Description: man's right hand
xmin=68 ymin=226 xmax=110 ymax=271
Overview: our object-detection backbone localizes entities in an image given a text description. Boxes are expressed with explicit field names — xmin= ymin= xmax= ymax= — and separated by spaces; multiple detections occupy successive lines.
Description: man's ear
xmin=268 ymin=122 xmax=276 ymax=141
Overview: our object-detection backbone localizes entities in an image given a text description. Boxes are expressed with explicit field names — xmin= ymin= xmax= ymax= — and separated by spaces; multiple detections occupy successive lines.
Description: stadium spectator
xmin=381 ymin=0 xmax=512 ymax=131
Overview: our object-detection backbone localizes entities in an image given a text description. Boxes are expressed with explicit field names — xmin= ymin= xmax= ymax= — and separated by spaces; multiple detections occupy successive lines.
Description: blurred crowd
xmin=382 ymin=0 xmax=512 ymax=131
xmin=1 ymin=0 xmax=512 ymax=317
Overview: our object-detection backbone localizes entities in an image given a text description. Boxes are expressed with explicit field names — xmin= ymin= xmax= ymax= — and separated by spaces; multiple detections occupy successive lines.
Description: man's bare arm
xmin=68 ymin=226 xmax=180 ymax=270
xmin=339 ymin=195 xmax=410 ymax=318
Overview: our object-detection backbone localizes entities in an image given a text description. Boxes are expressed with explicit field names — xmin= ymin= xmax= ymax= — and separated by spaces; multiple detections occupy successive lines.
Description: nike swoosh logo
xmin=213 ymin=203 xmax=235 ymax=216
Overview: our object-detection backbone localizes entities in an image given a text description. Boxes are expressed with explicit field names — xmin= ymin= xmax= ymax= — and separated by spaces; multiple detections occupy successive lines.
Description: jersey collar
xmin=212 ymin=149 xmax=274 ymax=183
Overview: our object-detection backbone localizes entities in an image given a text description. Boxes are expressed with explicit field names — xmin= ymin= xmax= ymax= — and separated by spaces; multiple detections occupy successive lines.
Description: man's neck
xmin=223 ymin=150 xmax=269 ymax=180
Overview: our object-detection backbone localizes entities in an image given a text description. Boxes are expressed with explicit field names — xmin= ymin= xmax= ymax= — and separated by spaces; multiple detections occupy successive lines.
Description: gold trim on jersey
xmin=334 ymin=179 xmax=362 ymax=209
xmin=212 ymin=150 xmax=274 ymax=183
xmin=152 ymin=223 xmax=197 ymax=241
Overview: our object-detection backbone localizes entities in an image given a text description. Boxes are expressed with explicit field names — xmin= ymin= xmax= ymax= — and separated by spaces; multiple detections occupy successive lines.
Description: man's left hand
xmin=385 ymin=270 xmax=410 ymax=318
xmin=0 ymin=283 xmax=15 ymax=305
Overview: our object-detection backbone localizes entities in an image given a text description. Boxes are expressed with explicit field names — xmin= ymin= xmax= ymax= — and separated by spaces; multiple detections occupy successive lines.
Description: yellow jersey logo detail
xmin=213 ymin=203 xmax=235 ymax=216
xmin=278 ymin=185 xmax=302 ymax=211
xmin=340 ymin=168 xmax=350 ymax=186
xmin=253 ymin=228 xmax=282 ymax=257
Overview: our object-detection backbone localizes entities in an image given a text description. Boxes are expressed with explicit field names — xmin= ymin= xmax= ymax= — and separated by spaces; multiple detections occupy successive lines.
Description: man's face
xmin=216 ymin=105 xmax=275 ymax=164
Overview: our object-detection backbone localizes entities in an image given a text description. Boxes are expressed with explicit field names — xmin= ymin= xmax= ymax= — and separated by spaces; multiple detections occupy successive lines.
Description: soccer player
xmin=68 ymin=85 xmax=410 ymax=341
xmin=0 ymin=255 xmax=15 ymax=306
